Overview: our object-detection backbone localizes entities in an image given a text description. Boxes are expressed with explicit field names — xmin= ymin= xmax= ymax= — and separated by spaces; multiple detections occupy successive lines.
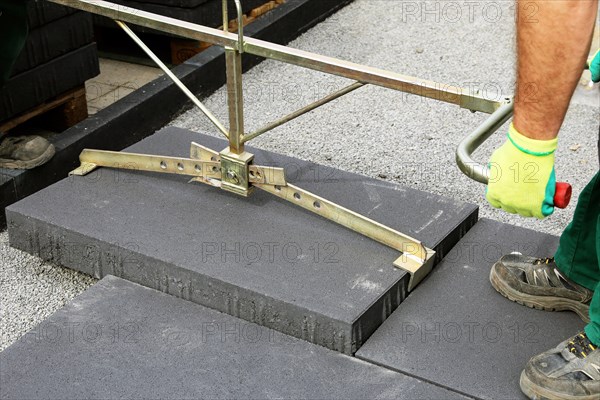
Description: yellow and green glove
xmin=486 ymin=123 xmax=558 ymax=219
xmin=589 ymin=49 xmax=600 ymax=83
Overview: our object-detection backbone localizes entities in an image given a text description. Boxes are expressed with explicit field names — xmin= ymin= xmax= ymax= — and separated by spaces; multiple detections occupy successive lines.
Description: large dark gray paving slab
xmin=0 ymin=276 xmax=468 ymax=400
xmin=357 ymin=218 xmax=586 ymax=399
xmin=7 ymin=126 xmax=477 ymax=354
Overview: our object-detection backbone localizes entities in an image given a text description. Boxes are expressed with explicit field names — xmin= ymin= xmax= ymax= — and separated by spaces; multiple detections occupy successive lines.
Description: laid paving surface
xmin=356 ymin=218 xmax=586 ymax=400
xmin=7 ymin=126 xmax=477 ymax=354
xmin=0 ymin=275 xmax=468 ymax=400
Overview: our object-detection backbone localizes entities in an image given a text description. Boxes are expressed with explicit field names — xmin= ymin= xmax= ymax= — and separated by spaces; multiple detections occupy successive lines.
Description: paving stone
xmin=12 ymin=12 xmax=94 ymax=76
xmin=0 ymin=275 xmax=469 ymax=400
xmin=7 ymin=126 xmax=477 ymax=354
xmin=356 ymin=218 xmax=586 ymax=400
xmin=93 ymin=0 xmax=272 ymax=32
xmin=0 ymin=172 xmax=16 ymax=228
xmin=27 ymin=1 xmax=78 ymax=29
xmin=0 ymin=43 xmax=100 ymax=120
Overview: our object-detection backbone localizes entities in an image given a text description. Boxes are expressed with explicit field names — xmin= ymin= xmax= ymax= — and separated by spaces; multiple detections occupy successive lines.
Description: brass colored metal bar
xmin=48 ymin=0 xmax=239 ymax=49
xmin=225 ymin=48 xmax=245 ymax=154
xmin=48 ymin=0 xmax=501 ymax=114
xmin=71 ymin=148 xmax=286 ymax=186
xmin=233 ymin=0 xmax=244 ymax=54
xmin=243 ymin=82 xmax=365 ymax=143
xmin=71 ymin=149 xmax=222 ymax=179
xmin=456 ymin=99 xmax=514 ymax=184
xmin=116 ymin=21 xmax=230 ymax=139
xmin=254 ymin=182 xmax=430 ymax=262
xmin=221 ymin=0 xmax=244 ymax=53
xmin=191 ymin=141 xmax=220 ymax=161
xmin=393 ymin=251 xmax=435 ymax=292
xmin=222 ymin=0 xmax=228 ymax=32
xmin=243 ymin=39 xmax=501 ymax=114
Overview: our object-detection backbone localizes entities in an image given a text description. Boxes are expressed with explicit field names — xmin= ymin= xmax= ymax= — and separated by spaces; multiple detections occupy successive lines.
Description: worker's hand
xmin=589 ymin=49 xmax=600 ymax=83
xmin=486 ymin=123 xmax=558 ymax=219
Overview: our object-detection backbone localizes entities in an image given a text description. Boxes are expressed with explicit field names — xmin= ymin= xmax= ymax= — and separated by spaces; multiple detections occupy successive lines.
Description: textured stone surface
xmin=7 ymin=127 xmax=477 ymax=354
xmin=357 ymin=218 xmax=586 ymax=400
xmin=0 ymin=276 xmax=468 ymax=400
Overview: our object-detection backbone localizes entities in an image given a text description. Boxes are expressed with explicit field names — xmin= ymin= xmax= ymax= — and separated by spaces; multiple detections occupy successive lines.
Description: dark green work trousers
xmin=555 ymin=129 xmax=600 ymax=345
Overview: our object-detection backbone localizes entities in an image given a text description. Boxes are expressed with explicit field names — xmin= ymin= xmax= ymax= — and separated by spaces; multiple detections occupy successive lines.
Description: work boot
xmin=520 ymin=332 xmax=600 ymax=399
xmin=490 ymin=254 xmax=592 ymax=322
xmin=0 ymin=135 xmax=55 ymax=169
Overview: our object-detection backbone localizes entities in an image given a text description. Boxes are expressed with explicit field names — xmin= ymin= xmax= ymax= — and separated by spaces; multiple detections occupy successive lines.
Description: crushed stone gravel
xmin=0 ymin=231 xmax=96 ymax=352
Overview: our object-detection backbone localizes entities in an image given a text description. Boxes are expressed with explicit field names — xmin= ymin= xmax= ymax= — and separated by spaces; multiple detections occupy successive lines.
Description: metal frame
xmin=52 ymin=0 xmax=508 ymax=291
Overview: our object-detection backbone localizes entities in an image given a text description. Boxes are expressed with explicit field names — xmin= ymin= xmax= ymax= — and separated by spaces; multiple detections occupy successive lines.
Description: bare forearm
xmin=514 ymin=0 xmax=597 ymax=140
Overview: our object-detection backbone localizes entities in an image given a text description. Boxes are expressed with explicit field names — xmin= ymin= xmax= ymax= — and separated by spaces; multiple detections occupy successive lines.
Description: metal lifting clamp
xmin=54 ymin=0 xmax=510 ymax=291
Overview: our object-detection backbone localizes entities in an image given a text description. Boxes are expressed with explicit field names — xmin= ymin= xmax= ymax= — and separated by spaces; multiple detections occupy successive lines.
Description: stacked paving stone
xmin=0 ymin=1 xmax=99 ymax=122
xmin=93 ymin=0 xmax=269 ymax=63
xmin=94 ymin=0 xmax=268 ymax=30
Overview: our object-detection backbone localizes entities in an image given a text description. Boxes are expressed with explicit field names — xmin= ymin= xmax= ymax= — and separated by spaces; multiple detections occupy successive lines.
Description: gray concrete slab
xmin=0 ymin=275 xmax=469 ymax=400
xmin=356 ymin=218 xmax=586 ymax=400
xmin=7 ymin=126 xmax=477 ymax=354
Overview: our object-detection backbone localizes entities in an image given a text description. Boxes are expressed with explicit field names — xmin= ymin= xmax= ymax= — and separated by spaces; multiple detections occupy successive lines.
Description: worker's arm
xmin=486 ymin=0 xmax=598 ymax=219
xmin=514 ymin=0 xmax=597 ymax=139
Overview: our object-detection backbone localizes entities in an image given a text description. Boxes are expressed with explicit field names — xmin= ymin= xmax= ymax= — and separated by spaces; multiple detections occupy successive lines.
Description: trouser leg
xmin=555 ymin=171 xmax=600 ymax=344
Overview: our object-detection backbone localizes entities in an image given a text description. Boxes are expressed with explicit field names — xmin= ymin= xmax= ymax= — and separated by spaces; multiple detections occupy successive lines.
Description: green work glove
xmin=589 ymin=49 xmax=600 ymax=83
xmin=486 ymin=123 xmax=558 ymax=219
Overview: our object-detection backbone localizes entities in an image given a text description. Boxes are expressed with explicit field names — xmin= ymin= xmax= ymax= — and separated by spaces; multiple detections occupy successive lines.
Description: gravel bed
xmin=0 ymin=231 xmax=96 ymax=352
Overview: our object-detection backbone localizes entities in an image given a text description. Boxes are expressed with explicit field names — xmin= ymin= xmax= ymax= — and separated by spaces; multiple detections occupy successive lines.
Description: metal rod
xmin=222 ymin=0 xmax=228 ymax=31
xmin=116 ymin=21 xmax=230 ymax=138
xmin=225 ymin=47 xmax=245 ymax=154
xmin=72 ymin=149 xmax=222 ymax=180
xmin=255 ymin=182 xmax=429 ymax=262
xmin=243 ymin=39 xmax=501 ymax=114
xmin=220 ymin=0 xmax=244 ymax=51
xmin=455 ymin=99 xmax=514 ymax=184
xmin=233 ymin=0 xmax=244 ymax=54
xmin=243 ymin=82 xmax=365 ymax=143
xmin=115 ymin=21 xmax=229 ymax=137
xmin=48 ymin=0 xmax=501 ymax=114
xmin=49 ymin=0 xmax=239 ymax=48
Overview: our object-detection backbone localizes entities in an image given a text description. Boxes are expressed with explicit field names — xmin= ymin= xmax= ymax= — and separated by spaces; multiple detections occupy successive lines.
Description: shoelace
xmin=534 ymin=257 xmax=555 ymax=265
xmin=568 ymin=332 xmax=598 ymax=358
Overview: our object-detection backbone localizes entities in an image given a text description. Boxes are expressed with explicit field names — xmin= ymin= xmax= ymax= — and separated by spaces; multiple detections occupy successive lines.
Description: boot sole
xmin=520 ymin=370 xmax=597 ymax=400
xmin=490 ymin=263 xmax=590 ymax=323
xmin=0 ymin=144 xmax=55 ymax=170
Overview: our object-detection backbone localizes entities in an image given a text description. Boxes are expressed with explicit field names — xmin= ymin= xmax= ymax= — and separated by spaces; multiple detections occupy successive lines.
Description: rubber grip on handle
xmin=554 ymin=182 xmax=572 ymax=209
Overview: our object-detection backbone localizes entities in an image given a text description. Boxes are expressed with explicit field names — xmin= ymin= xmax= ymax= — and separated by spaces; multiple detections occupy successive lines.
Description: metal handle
xmin=456 ymin=99 xmax=514 ymax=184
xmin=223 ymin=0 xmax=245 ymax=53
xmin=456 ymin=98 xmax=572 ymax=209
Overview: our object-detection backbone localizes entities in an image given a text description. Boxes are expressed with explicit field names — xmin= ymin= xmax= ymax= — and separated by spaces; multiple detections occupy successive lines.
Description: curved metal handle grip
xmin=455 ymin=98 xmax=571 ymax=209
xmin=456 ymin=99 xmax=514 ymax=184
xmin=222 ymin=0 xmax=245 ymax=53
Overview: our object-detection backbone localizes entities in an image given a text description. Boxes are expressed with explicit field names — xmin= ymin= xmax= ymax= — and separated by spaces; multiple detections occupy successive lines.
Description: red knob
xmin=554 ymin=182 xmax=572 ymax=209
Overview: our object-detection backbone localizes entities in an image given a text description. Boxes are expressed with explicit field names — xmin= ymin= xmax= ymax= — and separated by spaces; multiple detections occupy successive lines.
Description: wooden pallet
xmin=170 ymin=0 xmax=286 ymax=64
xmin=0 ymin=85 xmax=88 ymax=133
